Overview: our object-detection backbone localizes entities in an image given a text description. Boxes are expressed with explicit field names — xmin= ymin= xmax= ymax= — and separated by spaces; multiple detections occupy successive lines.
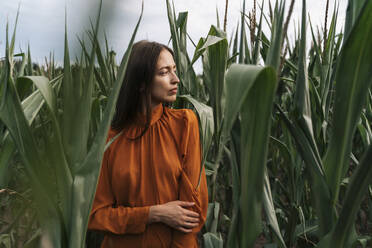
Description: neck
xmin=151 ymin=102 xmax=161 ymax=110
xmin=141 ymin=98 xmax=161 ymax=114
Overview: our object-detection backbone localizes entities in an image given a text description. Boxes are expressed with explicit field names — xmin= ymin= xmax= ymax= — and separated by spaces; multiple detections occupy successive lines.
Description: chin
xmin=164 ymin=96 xmax=177 ymax=103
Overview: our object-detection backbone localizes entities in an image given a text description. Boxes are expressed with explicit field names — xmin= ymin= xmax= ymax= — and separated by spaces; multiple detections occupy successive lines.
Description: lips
xmin=169 ymin=88 xmax=178 ymax=94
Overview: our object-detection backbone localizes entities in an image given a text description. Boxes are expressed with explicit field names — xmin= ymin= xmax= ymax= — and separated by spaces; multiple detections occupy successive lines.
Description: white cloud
xmin=0 ymin=0 xmax=348 ymax=65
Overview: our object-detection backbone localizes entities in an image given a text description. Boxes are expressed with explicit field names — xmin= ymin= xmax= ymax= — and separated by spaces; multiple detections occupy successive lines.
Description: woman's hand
xmin=148 ymin=201 xmax=200 ymax=233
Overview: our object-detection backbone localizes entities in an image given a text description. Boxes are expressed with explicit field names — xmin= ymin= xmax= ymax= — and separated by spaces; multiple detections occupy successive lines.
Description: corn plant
xmin=2 ymin=0 xmax=372 ymax=247
xmin=166 ymin=1 xmax=280 ymax=247
xmin=166 ymin=0 xmax=372 ymax=247
xmin=0 ymin=2 xmax=143 ymax=246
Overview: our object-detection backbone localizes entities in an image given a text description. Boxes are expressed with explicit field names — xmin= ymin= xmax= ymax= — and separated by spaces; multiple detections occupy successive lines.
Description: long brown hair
xmin=111 ymin=40 xmax=174 ymax=137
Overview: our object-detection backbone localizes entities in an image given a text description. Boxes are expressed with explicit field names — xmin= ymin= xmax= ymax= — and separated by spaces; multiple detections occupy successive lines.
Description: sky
xmin=0 ymin=0 xmax=348 ymax=67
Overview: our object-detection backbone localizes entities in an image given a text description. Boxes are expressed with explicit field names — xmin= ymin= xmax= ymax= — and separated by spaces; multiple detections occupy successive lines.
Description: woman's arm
xmin=89 ymin=127 xmax=203 ymax=235
xmin=89 ymin=169 xmax=198 ymax=235
xmin=171 ymin=109 xmax=209 ymax=247
xmin=149 ymin=201 xmax=200 ymax=232
xmin=88 ymin=150 xmax=150 ymax=235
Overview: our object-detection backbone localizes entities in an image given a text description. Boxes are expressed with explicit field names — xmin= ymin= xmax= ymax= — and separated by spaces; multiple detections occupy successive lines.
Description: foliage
xmin=1 ymin=0 xmax=372 ymax=247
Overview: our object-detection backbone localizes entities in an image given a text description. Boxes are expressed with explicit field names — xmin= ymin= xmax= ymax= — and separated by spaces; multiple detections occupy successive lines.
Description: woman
xmin=88 ymin=40 xmax=209 ymax=247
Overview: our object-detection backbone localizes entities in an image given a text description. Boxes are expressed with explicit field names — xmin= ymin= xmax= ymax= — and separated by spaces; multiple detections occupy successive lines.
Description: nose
xmin=172 ymin=71 xmax=180 ymax=84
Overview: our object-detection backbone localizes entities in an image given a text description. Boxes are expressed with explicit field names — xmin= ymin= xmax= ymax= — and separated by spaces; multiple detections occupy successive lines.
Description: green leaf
xmin=252 ymin=3 xmax=264 ymax=65
xmin=0 ymin=234 xmax=11 ymax=248
xmin=202 ymin=26 xmax=228 ymax=137
xmin=265 ymin=0 xmax=285 ymax=70
xmin=294 ymin=0 xmax=311 ymax=120
xmin=0 ymin=75 xmax=62 ymax=188
xmin=319 ymin=144 xmax=372 ymax=247
xmin=239 ymin=66 xmax=277 ymax=247
xmin=203 ymin=232 xmax=224 ymax=248
xmin=323 ymin=0 xmax=372 ymax=208
xmin=178 ymin=94 xmax=214 ymax=188
xmin=0 ymin=26 xmax=66 ymax=247
xmin=16 ymin=76 xmax=72 ymax=226
xmin=344 ymin=0 xmax=367 ymax=42
xmin=0 ymin=135 xmax=15 ymax=188
xmin=223 ymin=64 xmax=277 ymax=247
xmin=277 ymin=105 xmax=334 ymax=235
xmin=166 ymin=0 xmax=196 ymax=95
xmin=204 ymin=202 xmax=220 ymax=234
xmin=61 ymin=11 xmax=99 ymax=170
xmin=17 ymin=76 xmax=57 ymax=115
xmin=226 ymin=125 xmax=241 ymax=248
xmin=67 ymin=3 xmax=143 ymax=246
xmin=222 ymin=65 xmax=274 ymax=140
xmin=263 ymin=173 xmax=287 ymax=248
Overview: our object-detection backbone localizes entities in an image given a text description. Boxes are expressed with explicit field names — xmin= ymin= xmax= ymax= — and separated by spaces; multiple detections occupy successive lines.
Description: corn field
xmin=1 ymin=0 xmax=372 ymax=247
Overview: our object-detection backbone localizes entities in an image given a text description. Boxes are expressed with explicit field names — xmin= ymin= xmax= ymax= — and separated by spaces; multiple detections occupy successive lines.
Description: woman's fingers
xmin=183 ymin=208 xmax=199 ymax=218
xmin=182 ymin=221 xmax=199 ymax=229
xmin=184 ymin=216 xmax=199 ymax=223
xmin=177 ymin=200 xmax=200 ymax=218
xmin=159 ymin=200 xmax=201 ymax=231
xmin=178 ymin=201 xmax=195 ymax=207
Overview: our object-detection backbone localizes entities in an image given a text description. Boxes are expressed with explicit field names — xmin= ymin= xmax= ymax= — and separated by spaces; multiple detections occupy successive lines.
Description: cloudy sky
xmin=0 ymin=0 xmax=347 ymax=65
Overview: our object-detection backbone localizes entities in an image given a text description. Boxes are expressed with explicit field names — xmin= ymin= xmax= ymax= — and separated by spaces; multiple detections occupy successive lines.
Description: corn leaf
xmin=202 ymin=26 xmax=228 ymax=136
xmin=265 ymin=0 xmax=285 ymax=70
xmin=263 ymin=172 xmax=287 ymax=248
xmin=223 ymin=64 xmax=277 ymax=247
xmin=67 ymin=3 xmax=143 ymax=246
xmin=0 ymin=25 xmax=66 ymax=247
xmin=323 ymin=0 xmax=372 ymax=208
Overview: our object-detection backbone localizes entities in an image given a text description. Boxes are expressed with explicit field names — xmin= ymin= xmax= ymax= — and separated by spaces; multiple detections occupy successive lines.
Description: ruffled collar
xmin=124 ymin=104 xmax=164 ymax=139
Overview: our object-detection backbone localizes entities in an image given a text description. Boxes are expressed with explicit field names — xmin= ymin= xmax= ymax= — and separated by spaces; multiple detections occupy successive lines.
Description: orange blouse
xmin=88 ymin=104 xmax=208 ymax=248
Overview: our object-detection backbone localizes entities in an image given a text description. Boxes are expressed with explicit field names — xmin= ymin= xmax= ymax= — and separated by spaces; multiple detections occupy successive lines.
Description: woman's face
xmin=150 ymin=49 xmax=180 ymax=106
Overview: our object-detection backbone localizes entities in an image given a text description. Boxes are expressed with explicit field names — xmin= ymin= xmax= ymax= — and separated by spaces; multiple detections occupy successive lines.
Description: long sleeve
xmin=88 ymin=145 xmax=150 ymax=235
xmin=171 ymin=109 xmax=209 ymax=247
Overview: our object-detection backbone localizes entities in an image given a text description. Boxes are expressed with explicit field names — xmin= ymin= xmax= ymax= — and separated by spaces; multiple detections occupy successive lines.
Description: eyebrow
xmin=158 ymin=65 xmax=177 ymax=70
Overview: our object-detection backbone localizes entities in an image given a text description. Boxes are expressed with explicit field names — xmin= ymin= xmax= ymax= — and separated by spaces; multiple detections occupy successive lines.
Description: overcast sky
xmin=1 ymin=0 xmax=347 ymax=66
